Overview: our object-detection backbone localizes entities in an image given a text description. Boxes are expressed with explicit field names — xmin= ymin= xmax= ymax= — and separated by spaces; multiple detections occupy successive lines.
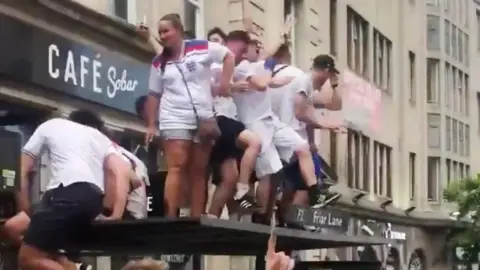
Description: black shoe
xmin=308 ymin=186 xmax=329 ymax=208
xmin=235 ymin=194 xmax=258 ymax=211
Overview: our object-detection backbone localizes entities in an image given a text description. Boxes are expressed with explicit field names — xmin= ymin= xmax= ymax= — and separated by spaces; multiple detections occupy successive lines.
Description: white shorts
xmin=246 ymin=116 xmax=307 ymax=178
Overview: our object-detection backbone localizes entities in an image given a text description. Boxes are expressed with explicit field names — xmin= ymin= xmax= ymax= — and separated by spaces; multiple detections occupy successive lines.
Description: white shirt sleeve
xmin=292 ymin=73 xmax=313 ymax=96
xmin=207 ymin=41 xmax=230 ymax=64
xmin=22 ymin=121 xmax=49 ymax=159
xmin=234 ymin=61 xmax=256 ymax=81
xmin=148 ymin=56 xmax=163 ymax=97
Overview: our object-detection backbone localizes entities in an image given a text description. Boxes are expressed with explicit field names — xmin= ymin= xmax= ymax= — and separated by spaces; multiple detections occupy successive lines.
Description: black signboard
xmin=294 ymin=261 xmax=381 ymax=270
xmin=285 ymin=206 xmax=349 ymax=232
xmin=0 ymin=14 xmax=149 ymax=114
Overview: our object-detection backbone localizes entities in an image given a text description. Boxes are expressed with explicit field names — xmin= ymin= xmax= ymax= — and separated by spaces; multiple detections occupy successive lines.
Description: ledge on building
xmin=329 ymin=184 xmax=461 ymax=228
xmin=5 ymin=0 xmax=155 ymax=57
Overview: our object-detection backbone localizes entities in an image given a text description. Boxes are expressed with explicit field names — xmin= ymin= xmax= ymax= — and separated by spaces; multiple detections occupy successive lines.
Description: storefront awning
xmin=67 ymin=217 xmax=391 ymax=256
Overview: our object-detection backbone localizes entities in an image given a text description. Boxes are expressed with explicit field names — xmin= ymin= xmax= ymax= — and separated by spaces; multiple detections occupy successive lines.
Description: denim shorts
xmin=160 ymin=129 xmax=200 ymax=143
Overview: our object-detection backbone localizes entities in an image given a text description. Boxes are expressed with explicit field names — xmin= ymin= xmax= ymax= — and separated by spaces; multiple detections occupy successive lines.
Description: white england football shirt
xmin=22 ymin=118 xmax=117 ymax=192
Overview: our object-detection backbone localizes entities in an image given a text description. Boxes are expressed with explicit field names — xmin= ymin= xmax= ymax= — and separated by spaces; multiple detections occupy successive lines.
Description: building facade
xmin=2 ymin=0 xmax=479 ymax=269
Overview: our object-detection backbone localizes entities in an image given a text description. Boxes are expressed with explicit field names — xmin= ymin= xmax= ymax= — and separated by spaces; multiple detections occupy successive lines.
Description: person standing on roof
xmin=145 ymin=14 xmax=236 ymax=218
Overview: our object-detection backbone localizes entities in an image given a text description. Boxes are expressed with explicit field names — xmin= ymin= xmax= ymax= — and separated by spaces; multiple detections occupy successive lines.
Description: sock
xmin=235 ymin=183 xmax=250 ymax=199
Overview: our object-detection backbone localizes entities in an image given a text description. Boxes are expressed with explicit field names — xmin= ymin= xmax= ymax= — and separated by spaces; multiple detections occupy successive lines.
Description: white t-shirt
xmin=211 ymin=63 xmax=237 ymax=119
xmin=149 ymin=40 xmax=231 ymax=130
xmin=22 ymin=118 xmax=117 ymax=192
xmin=118 ymin=146 xmax=149 ymax=219
xmin=271 ymin=71 xmax=315 ymax=140
xmin=232 ymin=60 xmax=275 ymax=123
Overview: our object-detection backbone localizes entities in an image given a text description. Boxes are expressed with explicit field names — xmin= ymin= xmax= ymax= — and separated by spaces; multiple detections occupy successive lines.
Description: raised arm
xmin=137 ymin=24 xmax=164 ymax=55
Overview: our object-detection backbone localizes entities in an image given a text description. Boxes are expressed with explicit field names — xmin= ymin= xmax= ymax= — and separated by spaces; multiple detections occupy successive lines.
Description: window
xmin=466 ymin=165 xmax=470 ymax=177
xmin=373 ymin=30 xmax=392 ymax=91
xmin=459 ymin=123 xmax=464 ymax=156
xmin=444 ymin=0 xmax=449 ymax=13
xmin=445 ymin=20 xmax=451 ymax=55
xmin=452 ymin=119 xmax=458 ymax=153
xmin=409 ymin=153 xmax=416 ymax=200
xmin=459 ymin=72 xmax=464 ymax=114
xmin=465 ymin=125 xmax=470 ymax=156
xmin=465 ymin=74 xmax=469 ymax=116
xmin=329 ymin=0 xmax=337 ymax=56
xmin=347 ymin=130 xmax=360 ymax=189
xmin=445 ymin=63 xmax=451 ymax=108
xmin=373 ymin=141 xmax=392 ymax=197
xmin=477 ymin=93 xmax=480 ymax=132
xmin=184 ymin=0 xmax=204 ymax=39
xmin=347 ymin=131 xmax=370 ymax=191
xmin=427 ymin=0 xmax=440 ymax=9
xmin=284 ymin=0 xmax=298 ymax=63
xmin=427 ymin=15 xmax=441 ymax=51
xmin=428 ymin=113 xmax=441 ymax=148
xmin=459 ymin=30 xmax=464 ymax=63
xmin=453 ymin=161 xmax=458 ymax=181
xmin=446 ymin=159 xmax=452 ymax=184
xmin=427 ymin=59 xmax=440 ymax=103
xmin=409 ymin=51 xmax=416 ymax=103
xmin=460 ymin=163 xmax=465 ymax=179
xmin=347 ymin=7 xmax=369 ymax=76
xmin=446 ymin=116 xmax=451 ymax=151
xmin=477 ymin=10 xmax=480 ymax=51
xmin=465 ymin=33 xmax=470 ymax=67
xmin=452 ymin=26 xmax=458 ymax=60
xmin=453 ymin=67 xmax=458 ymax=111
xmin=362 ymin=135 xmax=370 ymax=192
xmin=427 ymin=157 xmax=440 ymax=201
xmin=110 ymin=0 xmax=136 ymax=24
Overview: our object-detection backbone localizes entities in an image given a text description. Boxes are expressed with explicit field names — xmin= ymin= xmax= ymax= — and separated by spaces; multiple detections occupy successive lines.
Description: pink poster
xmin=341 ymin=69 xmax=382 ymax=133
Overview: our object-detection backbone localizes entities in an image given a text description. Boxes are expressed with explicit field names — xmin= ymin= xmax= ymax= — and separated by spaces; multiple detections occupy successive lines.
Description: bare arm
xmin=105 ymin=154 xmax=131 ymax=219
xmin=148 ymin=36 xmax=164 ymax=55
xmin=146 ymin=95 xmax=160 ymax=129
xmin=217 ymin=51 xmax=236 ymax=96
xmin=268 ymin=76 xmax=295 ymax=88
xmin=19 ymin=154 xmax=36 ymax=213
xmin=294 ymin=93 xmax=335 ymax=130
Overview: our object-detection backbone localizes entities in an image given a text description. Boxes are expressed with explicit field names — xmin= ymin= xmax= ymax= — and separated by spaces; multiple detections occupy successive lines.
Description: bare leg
xmin=236 ymin=130 xmax=261 ymax=199
xmin=295 ymin=146 xmax=317 ymax=187
xmin=208 ymin=159 xmax=238 ymax=217
xmin=163 ymin=140 xmax=192 ymax=217
xmin=4 ymin=211 xmax=30 ymax=245
xmin=188 ymin=142 xmax=213 ymax=218
xmin=18 ymin=244 xmax=64 ymax=270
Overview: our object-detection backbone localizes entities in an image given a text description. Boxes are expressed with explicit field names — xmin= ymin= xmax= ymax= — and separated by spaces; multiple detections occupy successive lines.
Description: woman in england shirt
xmin=146 ymin=14 xmax=235 ymax=218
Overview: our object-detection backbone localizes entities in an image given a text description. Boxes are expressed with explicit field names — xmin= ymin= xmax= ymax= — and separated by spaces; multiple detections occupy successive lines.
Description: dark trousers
xmin=23 ymin=182 xmax=103 ymax=253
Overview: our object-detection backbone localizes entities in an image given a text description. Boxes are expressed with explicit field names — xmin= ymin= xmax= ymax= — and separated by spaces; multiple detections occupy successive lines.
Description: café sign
xmin=0 ymin=14 xmax=149 ymax=114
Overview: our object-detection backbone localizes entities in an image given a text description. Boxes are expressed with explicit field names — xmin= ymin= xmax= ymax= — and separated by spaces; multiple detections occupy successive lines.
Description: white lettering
xmin=47 ymin=44 xmax=138 ymax=99
xmin=64 ymin=51 xmax=77 ymax=85
xmin=92 ymin=60 xmax=102 ymax=93
xmin=80 ymin=55 xmax=90 ymax=88
xmin=147 ymin=196 xmax=153 ymax=212
xmin=390 ymin=231 xmax=406 ymax=240
xmin=107 ymin=67 xmax=138 ymax=98
xmin=296 ymin=208 xmax=305 ymax=222
xmin=48 ymin=44 xmax=59 ymax=79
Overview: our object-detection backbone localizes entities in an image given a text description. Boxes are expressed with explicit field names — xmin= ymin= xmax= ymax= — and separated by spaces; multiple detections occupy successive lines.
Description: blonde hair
xmin=121 ymin=258 xmax=168 ymax=270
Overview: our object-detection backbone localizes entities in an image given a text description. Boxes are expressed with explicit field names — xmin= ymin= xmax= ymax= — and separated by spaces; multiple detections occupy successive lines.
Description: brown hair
xmin=121 ymin=258 xmax=168 ymax=270
xmin=158 ymin=13 xmax=185 ymax=72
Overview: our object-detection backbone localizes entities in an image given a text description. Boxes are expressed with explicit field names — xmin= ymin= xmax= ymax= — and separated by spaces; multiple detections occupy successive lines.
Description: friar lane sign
xmin=285 ymin=206 xmax=350 ymax=232
xmin=0 ymin=14 xmax=149 ymax=114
